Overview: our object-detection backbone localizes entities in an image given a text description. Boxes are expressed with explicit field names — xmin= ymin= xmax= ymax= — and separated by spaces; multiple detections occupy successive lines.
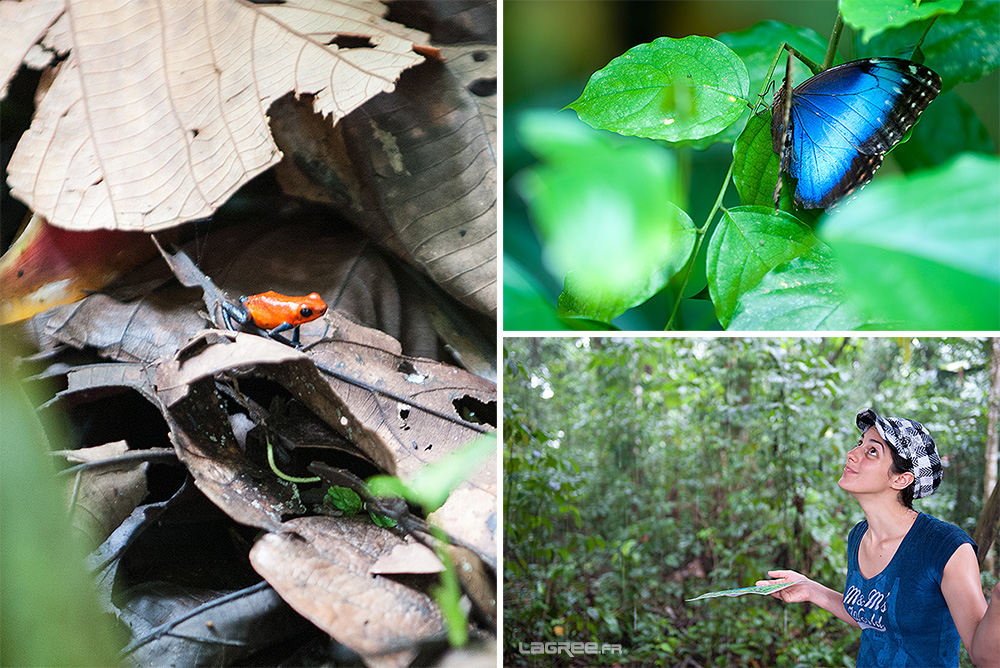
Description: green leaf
xmin=370 ymin=513 xmax=397 ymax=528
xmin=728 ymin=245 xmax=873 ymax=330
xmin=732 ymin=112 xmax=779 ymax=207
xmin=516 ymin=115 xmax=695 ymax=323
xmin=567 ymin=36 xmax=749 ymax=142
xmin=323 ymin=486 xmax=362 ymax=514
xmin=706 ymin=205 xmax=817 ymax=327
xmin=820 ymin=153 xmax=1000 ymax=329
xmin=369 ymin=434 xmax=496 ymax=513
xmin=557 ymin=202 xmax=696 ymax=322
xmin=517 ymin=108 xmax=621 ymax=161
xmin=857 ymin=1 xmax=999 ymax=87
xmin=840 ymin=0 xmax=961 ymax=43
xmin=502 ymin=254 xmax=567 ymax=331
xmin=365 ymin=475 xmax=409 ymax=501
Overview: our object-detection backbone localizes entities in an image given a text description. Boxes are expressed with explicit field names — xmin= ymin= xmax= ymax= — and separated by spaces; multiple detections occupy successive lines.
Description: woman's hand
xmin=757 ymin=569 xmax=859 ymax=627
xmin=755 ymin=569 xmax=813 ymax=604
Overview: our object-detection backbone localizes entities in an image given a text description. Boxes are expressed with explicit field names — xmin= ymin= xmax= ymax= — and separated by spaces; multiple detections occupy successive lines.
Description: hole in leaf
xmin=467 ymin=77 xmax=496 ymax=97
xmin=328 ymin=34 xmax=375 ymax=49
xmin=397 ymin=360 xmax=426 ymax=384
xmin=452 ymin=396 xmax=496 ymax=427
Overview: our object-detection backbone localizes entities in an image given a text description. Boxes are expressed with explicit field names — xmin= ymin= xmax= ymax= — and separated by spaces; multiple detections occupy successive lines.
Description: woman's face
xmin=838 ymin=426 xmax=911 ymax=496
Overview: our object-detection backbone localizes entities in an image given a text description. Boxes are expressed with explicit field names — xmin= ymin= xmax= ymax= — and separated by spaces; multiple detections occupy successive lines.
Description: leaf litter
xmin=3 ymin=2 xmax=497 ymax=664
xmin=16 ymin=233 xmax=496 ymax=665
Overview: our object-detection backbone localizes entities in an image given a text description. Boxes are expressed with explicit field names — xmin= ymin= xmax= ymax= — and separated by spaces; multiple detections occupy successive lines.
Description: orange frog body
xmin=241 ymin=291 xmax=327 ymax=330
xmin=221 ymin=290 xmax=327 ymax=346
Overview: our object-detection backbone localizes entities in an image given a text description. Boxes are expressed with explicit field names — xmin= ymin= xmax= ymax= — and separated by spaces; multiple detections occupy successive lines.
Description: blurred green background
xmin=503 ymin=0 xmax=1000 ymax=331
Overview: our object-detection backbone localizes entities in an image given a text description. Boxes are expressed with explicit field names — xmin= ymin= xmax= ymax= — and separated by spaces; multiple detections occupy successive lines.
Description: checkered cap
xmin=856 ymin=408 xmax=942 ymax=499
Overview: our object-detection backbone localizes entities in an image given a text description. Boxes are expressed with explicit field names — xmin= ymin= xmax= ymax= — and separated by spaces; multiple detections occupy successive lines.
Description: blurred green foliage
xmin=503 ymin=337 xmax=996 ymax=666
xmin=0 ymin=335 xmax=121 ymax=666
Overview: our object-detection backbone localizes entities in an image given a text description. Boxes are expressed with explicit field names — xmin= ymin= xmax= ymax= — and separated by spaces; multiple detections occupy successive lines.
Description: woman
xmin=758 ymin=408 xmax=1000 ymax=668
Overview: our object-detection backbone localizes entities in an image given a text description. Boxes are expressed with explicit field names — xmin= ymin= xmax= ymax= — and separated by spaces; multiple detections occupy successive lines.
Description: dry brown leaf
xmin=429 ymin=484 xmax=496 ymax=566
xmin=7 ymin=0 xmax=430 ymax=232
xmin=61 ymin=440 xmax=149 ymax=547
xmin=369 ymin=540 xmax=443 ymax=576
xmin=309 ymin=310 xmax=495 ymax=478
xmin=250 ymin=515 xmax=445 ymax=668
xmin=307 ymin=311 xmax=497 ymax=562
xmin=341 ymin=43 xmax=497 ymax=318
xmin=273 ymin=43 xmax=497 ymax=318
xmin=27 ymin=289 xmax=208 ymax=364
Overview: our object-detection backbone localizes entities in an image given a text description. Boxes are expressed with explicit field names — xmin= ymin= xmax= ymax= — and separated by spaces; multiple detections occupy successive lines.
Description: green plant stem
xmin=664 ymin=159 xmax=735 ymax=330
xmin=911 ymin=16 xmax=938 ymax=58
xmin=266 ymin=434 xmax=320 ymax=483
xmin=823 ymin=14 xmax=844 ymax=71
xmin=429 ymin=526 xmax=467 ymax=646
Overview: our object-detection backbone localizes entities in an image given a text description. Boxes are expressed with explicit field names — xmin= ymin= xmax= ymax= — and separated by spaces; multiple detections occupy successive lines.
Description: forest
xmin=503 ymin=337 xmax=1000 ymax=667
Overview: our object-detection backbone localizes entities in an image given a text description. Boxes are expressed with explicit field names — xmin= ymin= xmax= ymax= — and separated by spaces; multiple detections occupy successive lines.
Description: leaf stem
xmin=664 ymin=158 xmax=735 ymax=330
xmin=822 ymin=14 xmax=844 ymax=71
xmin=911 ymin=16 xmax=938 ymax=59
xmin=266 ymin=434 xmax=320 ymax=483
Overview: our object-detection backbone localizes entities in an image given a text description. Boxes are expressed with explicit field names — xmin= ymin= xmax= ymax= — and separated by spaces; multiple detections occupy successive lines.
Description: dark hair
xmin=887 ymin=447 xmax=915 ymax=509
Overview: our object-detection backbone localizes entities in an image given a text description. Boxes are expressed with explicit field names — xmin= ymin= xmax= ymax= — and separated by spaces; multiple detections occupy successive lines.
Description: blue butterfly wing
xmin=774 ymin=58 xmax=941 ymax=210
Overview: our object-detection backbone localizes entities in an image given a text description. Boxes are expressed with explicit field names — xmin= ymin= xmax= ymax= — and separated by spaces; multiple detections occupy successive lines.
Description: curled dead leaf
xmin=251 ymin=515 xmax=445 ymax=668
xmin=7 ymin=0 xmax=431 ymax=232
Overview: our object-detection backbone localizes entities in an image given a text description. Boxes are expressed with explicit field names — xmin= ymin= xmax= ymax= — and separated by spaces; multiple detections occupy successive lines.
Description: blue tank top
xmin=844 ymin=513 xmax=977 ymax=668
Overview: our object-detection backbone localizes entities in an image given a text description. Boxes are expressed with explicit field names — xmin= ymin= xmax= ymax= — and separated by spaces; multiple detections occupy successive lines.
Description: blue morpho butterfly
xmin=771 ymin=56 xmax=941 ymax=210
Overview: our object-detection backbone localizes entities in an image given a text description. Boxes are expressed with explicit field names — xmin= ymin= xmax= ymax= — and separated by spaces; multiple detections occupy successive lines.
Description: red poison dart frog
xmin=221 ymin=291 xmax=327 ymax=346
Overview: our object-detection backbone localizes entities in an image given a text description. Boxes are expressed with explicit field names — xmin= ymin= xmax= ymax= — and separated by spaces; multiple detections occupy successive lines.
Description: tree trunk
xmin=975 ymin=337 xmax=1000 ymax=572
xmin=973 ymin=477 xmax=1000 ymax=571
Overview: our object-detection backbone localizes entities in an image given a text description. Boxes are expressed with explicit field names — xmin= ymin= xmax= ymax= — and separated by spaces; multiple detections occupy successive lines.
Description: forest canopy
xmin=503 ymin=337 xmax=999 ymax=667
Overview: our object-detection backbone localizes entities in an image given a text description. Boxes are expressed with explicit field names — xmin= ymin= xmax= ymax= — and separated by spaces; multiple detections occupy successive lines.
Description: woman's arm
xmin=940 ymin=544 xmax=998 ymax=668
xmin=756 ymin=569 xmax=860 ymax=628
